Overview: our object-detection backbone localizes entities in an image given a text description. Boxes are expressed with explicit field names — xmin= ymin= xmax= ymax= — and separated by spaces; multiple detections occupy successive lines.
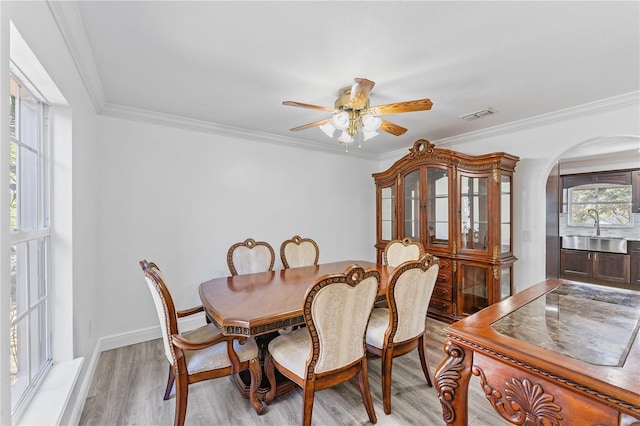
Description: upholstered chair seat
xmin=181 ymin=325 xmax=258 ymax=374
xmin=365 ymin=253 xmax=439 ymax=415
xmin=266 ymin=327 xmax=311 ymax=378
xmin=265 ymin=265 xmax=379 ymax=426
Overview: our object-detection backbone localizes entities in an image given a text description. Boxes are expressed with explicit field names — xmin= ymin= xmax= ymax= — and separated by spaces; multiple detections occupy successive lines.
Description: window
xmin=9 ymin=71 xmax=52 ymax=415
xmin=568 ymin=183 xmax=632 ymax=227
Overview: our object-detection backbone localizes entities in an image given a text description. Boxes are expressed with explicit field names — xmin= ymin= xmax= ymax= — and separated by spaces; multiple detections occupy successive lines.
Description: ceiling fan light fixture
xmin=361 ymin=114 xmax=382 ymax=132
xmin=338 ymin=130 xmax=353 ymax=143
xmin=319 ymin=122 xmax=336 ymax=137
xmin=331 ymin=111 xmax=350 ymax=130
xmin=283 ymin=77 xmax=433 ymax=151
xmin=362 ymin=130 xmax=379 ymax=141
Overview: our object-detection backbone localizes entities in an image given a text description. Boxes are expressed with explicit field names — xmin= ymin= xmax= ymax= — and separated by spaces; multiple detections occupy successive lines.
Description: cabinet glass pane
xmin=501 ymin=176 xmax=511 ymax=253
xmin=381 ymin=186 xmax=395 ymax=241
xmin=461 ymin=264 xmax=488 ymax=314
xmin=427 ymin=168 xmax=448 ymax=246
xmin=461 ymin=176 xmax=488 ymax=250
xmin=500 ymin=267 xmax=511 ymax=300
xmin=404 ymin=170 xmax=420 ymax=240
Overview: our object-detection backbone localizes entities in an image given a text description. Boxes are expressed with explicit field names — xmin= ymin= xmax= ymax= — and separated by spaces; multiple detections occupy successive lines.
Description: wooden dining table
xmin=198 ymin=260 xmax=392 ymax=402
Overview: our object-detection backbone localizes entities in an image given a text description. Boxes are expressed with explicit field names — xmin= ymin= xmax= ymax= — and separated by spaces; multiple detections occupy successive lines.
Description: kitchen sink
xmin=561 ymin=236 xmax=627 ymax=254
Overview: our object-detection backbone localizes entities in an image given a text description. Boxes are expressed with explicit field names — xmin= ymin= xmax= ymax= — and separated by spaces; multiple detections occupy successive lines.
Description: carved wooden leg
xmin=164 ymin=366 xmax=175 ymax=400
xmin=264 ymin=353 xmax=277 ymax=404
xmin=435 ymin=340 xmax=473 ymax=426
xmin=248 ymin=358 xmax=264 ymax=415
xmin=418 ymin=334 xmax=433 ymax=387
xmin=302 ymin=382 xmax=316 ymax=426
xmin=357 ymin=359 xmax=378 ymax=424
xmin=174 ymin=373 xmax=189 ymax=426
xmin=381 ymin=349 xmax=394 ymax=415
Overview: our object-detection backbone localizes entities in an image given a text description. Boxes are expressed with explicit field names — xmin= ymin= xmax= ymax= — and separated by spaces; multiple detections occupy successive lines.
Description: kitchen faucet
xmin=587 ymin=209 xmax=600 ymax=236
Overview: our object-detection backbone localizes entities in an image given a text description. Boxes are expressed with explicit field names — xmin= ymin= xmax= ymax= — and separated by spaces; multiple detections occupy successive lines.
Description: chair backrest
xmin=384 ymin=237 xmax=425 ymax=267
xmin=280 ymin=235 xmax=319 ymax=269
xmin=304 ymin=265 xmax=379 ymax=375
xmin=227 ymin=238 xmax=275 ymax=276
xmin=140 ymin=260 xmax=178 ymax=365
xmin=386 ymin=253 xmax=439 ymax=343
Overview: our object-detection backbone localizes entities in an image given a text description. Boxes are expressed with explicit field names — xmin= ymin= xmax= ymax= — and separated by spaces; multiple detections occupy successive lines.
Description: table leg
xmin=435 ymin=340 xmax=473 ymax=426
xmin=232 ymin=332 xmax=296 ymax=404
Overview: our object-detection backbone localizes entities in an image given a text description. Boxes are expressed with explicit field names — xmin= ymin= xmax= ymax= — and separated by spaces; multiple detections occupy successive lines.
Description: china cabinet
xmin=373 ymin=139 xmax=519 ymax=322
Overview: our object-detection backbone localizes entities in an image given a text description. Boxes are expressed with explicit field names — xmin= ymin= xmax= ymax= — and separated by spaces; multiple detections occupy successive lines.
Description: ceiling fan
xmin=283 ymin=78 xmax=433 ymax=150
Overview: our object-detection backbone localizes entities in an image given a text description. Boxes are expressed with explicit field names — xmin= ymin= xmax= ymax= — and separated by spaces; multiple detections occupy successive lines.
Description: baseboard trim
xmin=65 ymin=313 xmax=206 ymax=424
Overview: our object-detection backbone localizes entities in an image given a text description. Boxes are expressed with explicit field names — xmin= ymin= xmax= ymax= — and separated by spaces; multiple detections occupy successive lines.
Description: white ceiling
xmin=59 ymin=1 xmax=639 ymax=156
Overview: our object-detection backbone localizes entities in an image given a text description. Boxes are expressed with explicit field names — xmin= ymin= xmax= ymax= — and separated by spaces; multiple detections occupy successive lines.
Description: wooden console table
xmin=435 ymin=278 xmax=640 ymax=425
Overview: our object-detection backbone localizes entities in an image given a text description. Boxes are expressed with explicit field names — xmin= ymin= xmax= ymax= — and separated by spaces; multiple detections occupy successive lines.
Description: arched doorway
xmin=545 ymin=135 xmax=640 ymax=278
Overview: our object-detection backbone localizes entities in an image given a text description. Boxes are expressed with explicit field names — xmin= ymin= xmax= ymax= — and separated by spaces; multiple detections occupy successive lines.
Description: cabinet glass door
xmin=460 ymin=263 xmax=490 ymax=315
xmin=426 ymin=167 xmax=449 ymax=247
xmin=380 ymin=185 xmax=396 ymax=241
xmin=460 ymin=176 xmax=488 ymax=251
xmin=501 ymin=175 xmax=512 ymax=254
xmin=403 ymin=170 xmax=420 ymax=241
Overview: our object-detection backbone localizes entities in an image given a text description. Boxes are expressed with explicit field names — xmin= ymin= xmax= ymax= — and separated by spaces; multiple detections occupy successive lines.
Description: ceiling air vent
xmin=459 ymin=107 xmax=495 ymax=121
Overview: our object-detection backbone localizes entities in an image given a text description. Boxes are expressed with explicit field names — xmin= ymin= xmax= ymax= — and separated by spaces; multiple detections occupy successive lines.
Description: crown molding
xmin=433 ymin=91 xmax=639 ymax=148
xmin=100 ymin=103 xmax=379 ymax=160
xmin=49 ymin=0 xmax=637 ymax=162
xmin=46 ymin=0 xmax=106 ymax=112
xmin=380 ymin=92 xmax=639 ymax=163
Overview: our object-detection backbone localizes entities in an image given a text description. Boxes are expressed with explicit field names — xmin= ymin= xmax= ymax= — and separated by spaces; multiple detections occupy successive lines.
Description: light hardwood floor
xmin=80 ymin=318 xmax=509 ymax=425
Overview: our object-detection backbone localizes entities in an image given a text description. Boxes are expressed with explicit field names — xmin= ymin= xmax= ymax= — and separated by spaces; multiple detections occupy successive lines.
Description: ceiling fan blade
xmin=369 ymin=98 xmax=433 ymax=115
xmin=379 ymin=120 xmax=407 ymax=136
xmin=349 ymin=78 xmax=375 ymax=109
xmin=290 ymin=118 xmax=331 ymax=132
xmin=283 ymin=101 xmax=336 ymax=113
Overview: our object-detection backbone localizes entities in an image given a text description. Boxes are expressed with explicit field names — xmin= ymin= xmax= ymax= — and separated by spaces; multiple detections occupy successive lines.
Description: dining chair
xmin=264 ymin=265 xmax=380 ymax=426
xmin=384 ymin=237 xmax=425 ymax=267
xmin=280 ymin=235 xmax=320 ymax=269
xmin=139 ymin=260 xmax=263 ymax=426
xmin=227 ymin=238 xmax=275 ymax=276
xmin=365 ymin=253 xmax=439 ymax=414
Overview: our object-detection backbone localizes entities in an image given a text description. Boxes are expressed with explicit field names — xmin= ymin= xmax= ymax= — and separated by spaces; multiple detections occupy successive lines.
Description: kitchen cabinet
xmin=373 ymin=139 xmax=519 ymax=322
xmin=562 ymin=171 xmax=631 ymax=188
xmin=560 ymin=249 xmax=630 ymax=284
xmin=631 ymin=241 xmax=640 ymax=285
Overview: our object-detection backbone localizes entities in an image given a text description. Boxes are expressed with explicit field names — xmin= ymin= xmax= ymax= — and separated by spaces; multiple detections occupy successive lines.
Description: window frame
xmin=567 ymin=183 xmax=633 ymax=228
xmin=8 ymin=68 xmax=52 ymax=417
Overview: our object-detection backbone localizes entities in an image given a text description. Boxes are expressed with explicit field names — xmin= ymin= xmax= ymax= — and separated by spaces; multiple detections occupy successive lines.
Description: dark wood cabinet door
xmin=629 ymin=241 xmax=640 ymax=285
xmin=562 ymin=171 xmax=631 ymax=188
xmin=560 ymin=249 xmax=591 ymax=279
xmin=592 ymin=252 xmax=630 ymax=283
xmin=594 ymin=171 xmax=632 ymax=184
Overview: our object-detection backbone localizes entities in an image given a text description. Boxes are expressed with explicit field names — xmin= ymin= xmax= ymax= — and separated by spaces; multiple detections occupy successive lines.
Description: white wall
xmin=95 ymin=116 xmax=379 ymax=338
